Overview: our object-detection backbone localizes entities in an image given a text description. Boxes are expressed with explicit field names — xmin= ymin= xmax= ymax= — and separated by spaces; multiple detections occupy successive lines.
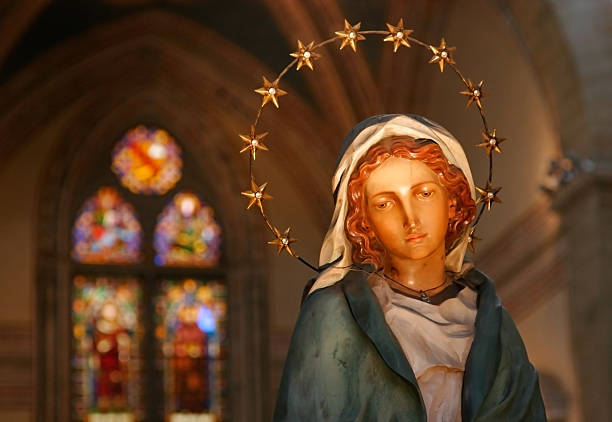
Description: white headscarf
xmin=309 ymin=114 xmax=476 ymax=295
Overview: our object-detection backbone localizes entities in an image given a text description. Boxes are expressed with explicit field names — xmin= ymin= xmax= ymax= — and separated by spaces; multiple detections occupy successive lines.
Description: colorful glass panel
xmin=111 ymin=125 xmax=182 ymax=195
xmin=154 ymin=192 xmax=222 ymax=267
xmin=71 ymin=276 xmax=143 ymax=421
xmin=155 ymin=279 xmax=228 ymax=421
xmin=72 ymin=187 xmax=142 ymax=264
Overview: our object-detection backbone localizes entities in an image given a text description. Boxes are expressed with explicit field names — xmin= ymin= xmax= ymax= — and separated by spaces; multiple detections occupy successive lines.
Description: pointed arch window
xmin=71 ymin=276 xmax=143 ymax=420
xmin=72 ymin=187 xmax=143 ymax=264
xmin=154 ymin=192 xmax=222 ymax=268
xmin=69 ymin=126 xmax=228 ymax=421
xmin=155 ymin=279 xmax=228 ymax=416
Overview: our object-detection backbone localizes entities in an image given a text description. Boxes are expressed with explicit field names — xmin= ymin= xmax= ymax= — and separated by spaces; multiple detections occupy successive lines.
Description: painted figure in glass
xmin=94 ymin=301 xmax=130 ymax=411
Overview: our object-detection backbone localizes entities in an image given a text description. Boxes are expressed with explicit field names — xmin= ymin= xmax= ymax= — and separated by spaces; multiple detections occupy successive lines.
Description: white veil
xmin=309 ymin=114 xmax=476 ymax=295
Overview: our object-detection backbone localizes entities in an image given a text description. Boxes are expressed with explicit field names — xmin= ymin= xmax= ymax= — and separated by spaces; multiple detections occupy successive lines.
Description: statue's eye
xmin=418 ymin=190 xmax=433 ymax=199
xmin=375 ymin=201 xmax=391 ymax=210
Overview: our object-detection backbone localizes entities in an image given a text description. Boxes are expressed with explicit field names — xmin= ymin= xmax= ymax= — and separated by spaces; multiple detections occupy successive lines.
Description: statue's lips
xmin=405 ymin=233 xmax=426 ymax=242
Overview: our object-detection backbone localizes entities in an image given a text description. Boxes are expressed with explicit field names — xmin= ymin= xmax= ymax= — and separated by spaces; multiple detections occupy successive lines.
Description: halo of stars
xmin=239 ymin=18 xmax=507 ymax=262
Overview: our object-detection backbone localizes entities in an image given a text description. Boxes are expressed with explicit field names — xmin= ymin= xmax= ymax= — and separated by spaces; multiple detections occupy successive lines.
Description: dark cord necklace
xmin=378 ymin=271 xmax=451 ymax=303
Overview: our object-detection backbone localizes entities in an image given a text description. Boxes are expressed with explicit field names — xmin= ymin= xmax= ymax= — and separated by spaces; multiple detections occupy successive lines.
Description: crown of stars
xmin=429 ymin=38 xmax=456 ymax=72
xmin=239 ymin=126 xmax=269 ymax=160
xmin=460 ymin=79 xmax=487 ymax=108
xmin=335 ymin=19 xmax=366 ymax=52
xmin=383 ymin=18 xmax=413 ymax=52
xmin=290 ymin=40 xmax=321 ymax=71
xmin=239 ymin=18 xmax=510 ymax=267
xmin=254 ymin=77 xmax=287 ymax=108
xmin=475 ymin=181 xmax=502 ymax=211
xmin=476 ymin=129 xmax=506 ymax=156
xmin=241 ymin=180 xmax=272 ymax=212
xmin=268 ymin=227 xmax=297 ymax=256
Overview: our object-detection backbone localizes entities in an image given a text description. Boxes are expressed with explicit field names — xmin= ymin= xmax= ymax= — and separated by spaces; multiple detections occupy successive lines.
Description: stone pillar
xmin=552 ymin=169 xmax=612 ymax=422
xmin=495 ymin=0 xmax=612 ymax=419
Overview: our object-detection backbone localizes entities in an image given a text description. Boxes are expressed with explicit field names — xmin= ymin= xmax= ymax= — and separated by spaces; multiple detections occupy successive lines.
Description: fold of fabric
xmin=273 ymin=267 xmax=547 ymax=422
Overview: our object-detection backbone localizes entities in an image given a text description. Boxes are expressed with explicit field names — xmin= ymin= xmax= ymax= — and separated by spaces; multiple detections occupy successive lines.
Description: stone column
xmin=552 ymin=168 xmax=612 ymax=422
xmin=495 ymin=0 xmax=612 ymax=419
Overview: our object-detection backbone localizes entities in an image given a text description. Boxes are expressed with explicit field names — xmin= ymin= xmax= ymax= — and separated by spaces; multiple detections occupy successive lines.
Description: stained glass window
xmin=71 ymin=125 xmax=229 ymax=419
xmin=72 ymin=187 xmax=142 ymax=264
xmin=154 ymin=192 xmax=222 ymax=267
xmin=155 ymin=279 xmax=228 ymax=421
xmin=71 ymin=276 xmax=143 ymax=421
xmin=111 ymin=125 xmax=182 ymax=195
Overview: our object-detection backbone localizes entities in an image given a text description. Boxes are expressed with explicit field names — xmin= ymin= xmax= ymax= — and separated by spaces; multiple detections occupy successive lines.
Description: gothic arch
xmin=26 ymin=9 xmax=335 ymax=421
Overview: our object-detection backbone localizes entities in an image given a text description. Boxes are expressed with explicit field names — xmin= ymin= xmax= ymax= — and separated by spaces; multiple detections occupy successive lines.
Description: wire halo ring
xmin=238 ymin=19 xmax=505 ymax=271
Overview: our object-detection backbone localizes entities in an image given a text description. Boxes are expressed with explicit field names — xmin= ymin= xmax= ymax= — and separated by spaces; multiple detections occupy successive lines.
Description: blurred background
xmin=0 ymin=0 xmax=610 ymax=421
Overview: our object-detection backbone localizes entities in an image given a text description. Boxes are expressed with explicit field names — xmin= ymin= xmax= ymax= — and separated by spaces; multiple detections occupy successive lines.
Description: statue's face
xmin=364 ymin=157 xmax=455 ymax=262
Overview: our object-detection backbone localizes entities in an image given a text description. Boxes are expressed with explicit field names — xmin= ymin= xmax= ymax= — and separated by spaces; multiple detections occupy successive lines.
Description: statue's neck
xmin=383 ymin=247 xmax=447 ymax=292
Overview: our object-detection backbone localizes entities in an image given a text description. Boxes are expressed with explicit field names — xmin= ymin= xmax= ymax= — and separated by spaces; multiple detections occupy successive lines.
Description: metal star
xmin=429 ymin=38 xmax=456 ymax=72
xmin=290 ymin=40 xmax=320 ymax=71
xmin=254 ymin=76 xmax=287 ymax=108
xmin=475 ymin=181 xmax=502 ymax=211
xmin=268 ymin=227 xmax=297 ymax=256
xmin=460 ymin=79 xmax=487 ymax=108
xmin=241 ymin=180 xmax=272 ymax=212
xmin=335 ymin=19 xmax=366 ymax=52
xmin=383 ymin=18 xmax=413 ymax=52
xmin=467 ymin=228 xmax=481 ymax=253
xmin=239 ymin=126 xmax=269 ymax=160
xmin=476 ymin=129 xmax=506 ymax=156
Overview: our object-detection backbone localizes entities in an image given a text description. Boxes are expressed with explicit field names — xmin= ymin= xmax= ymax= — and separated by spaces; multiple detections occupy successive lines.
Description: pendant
xmin=419 ymin=291 xmax=431 ymax=303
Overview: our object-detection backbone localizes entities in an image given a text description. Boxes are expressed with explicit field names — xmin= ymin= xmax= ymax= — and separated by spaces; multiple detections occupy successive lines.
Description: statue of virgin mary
xmin=273 ymin=114 xmax=547 ymax=421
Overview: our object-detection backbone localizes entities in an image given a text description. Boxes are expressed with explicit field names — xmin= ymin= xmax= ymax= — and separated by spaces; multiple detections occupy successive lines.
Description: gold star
xmin=429 ymin=38 xmax=456 ymax=72
xmin=241 ymin=180 xmax=272 ymax=212
xmin=239 ymin=126 xmax=269 ymax=160
xmin=335 ymin=19 xmax=366 ymax=52
xmin=467 ymin=228 xmax=481 ymax=253
xmin=254 ymin=76 xmax=287 ymax=108
xmin=475 ymin=181 xmax=502 ymax=211
xmin=476 ymin=129 xmax=506 ymax=156
xmin=383 ymin=18 xmax=413 ymax=52
xmin=460 ymin=79 xmax=487 ymax=108
xmin=290 ymin=40 xmax=320 ymax=71
xmin=268 ymin=227 xmax=297 ymax=256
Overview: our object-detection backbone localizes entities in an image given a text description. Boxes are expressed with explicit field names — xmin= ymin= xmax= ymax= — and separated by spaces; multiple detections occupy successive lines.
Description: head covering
xmin=309 ymin=114 xmax=476 ymax=295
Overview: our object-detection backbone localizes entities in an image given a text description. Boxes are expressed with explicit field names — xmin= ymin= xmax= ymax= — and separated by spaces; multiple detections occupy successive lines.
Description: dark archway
xmin=29 ymin=10 xmax=334 ymax=421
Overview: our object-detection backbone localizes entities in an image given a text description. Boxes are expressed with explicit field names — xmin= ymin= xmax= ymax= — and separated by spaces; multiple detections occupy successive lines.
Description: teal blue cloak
xmin=273 ymin=267 xmax=547 ymax=421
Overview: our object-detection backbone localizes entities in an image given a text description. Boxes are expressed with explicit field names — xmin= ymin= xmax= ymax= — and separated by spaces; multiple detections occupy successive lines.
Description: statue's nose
xmin=401 ymin=199 xmax=419 ymax=231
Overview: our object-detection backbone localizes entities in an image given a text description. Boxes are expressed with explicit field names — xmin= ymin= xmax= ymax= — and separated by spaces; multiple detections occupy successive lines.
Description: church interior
xmin=0 ymin=0 xmax=610 ymax=421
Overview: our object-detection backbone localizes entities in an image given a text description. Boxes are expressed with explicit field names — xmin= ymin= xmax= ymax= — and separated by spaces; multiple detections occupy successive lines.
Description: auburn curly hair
xmin=345 ymin=136 xmax=476 ymax=269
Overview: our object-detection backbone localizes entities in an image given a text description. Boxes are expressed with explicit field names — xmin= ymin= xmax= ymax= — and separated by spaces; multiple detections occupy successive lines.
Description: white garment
xmin=369 ymin=275 xmax=477 ymax=422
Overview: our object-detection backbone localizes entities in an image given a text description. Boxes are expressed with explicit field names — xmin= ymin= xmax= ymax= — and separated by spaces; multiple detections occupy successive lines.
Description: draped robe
xmin=273 ymin=267 xmax=547 ymax=421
